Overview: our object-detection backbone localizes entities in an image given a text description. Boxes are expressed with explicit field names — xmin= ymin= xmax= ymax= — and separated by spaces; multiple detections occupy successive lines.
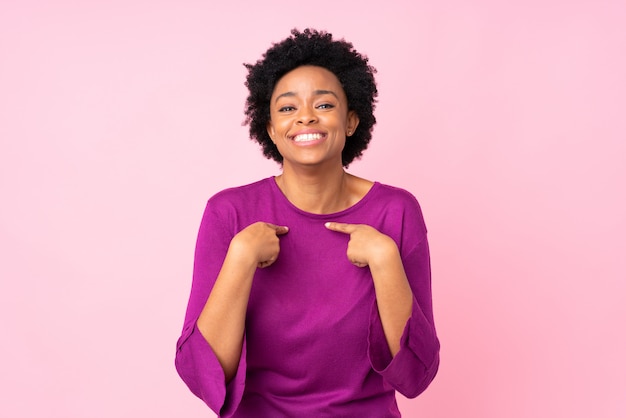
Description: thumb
xmin=325 ymin=222 xmax=355 ymax=234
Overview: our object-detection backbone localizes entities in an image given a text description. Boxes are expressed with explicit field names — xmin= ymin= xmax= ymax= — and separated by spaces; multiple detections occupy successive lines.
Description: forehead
xmin=272 ymin=65 xmax=345 ymax=98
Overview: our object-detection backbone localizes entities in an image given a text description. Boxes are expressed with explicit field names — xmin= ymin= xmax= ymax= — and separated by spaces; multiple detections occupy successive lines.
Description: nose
xmin=297 ymin=105 xmax=317 ymax=125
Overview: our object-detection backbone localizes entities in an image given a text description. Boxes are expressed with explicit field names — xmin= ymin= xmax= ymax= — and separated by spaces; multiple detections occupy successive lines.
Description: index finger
xmin=324 ymin=222 xmax=357 ymax=234
xmin=265 ymin=222 xmax=290 ymax=235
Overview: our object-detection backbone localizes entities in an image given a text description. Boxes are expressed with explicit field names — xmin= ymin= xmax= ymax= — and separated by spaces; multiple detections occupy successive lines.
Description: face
xmin=267 ymin=65 xmax=359 ymax=169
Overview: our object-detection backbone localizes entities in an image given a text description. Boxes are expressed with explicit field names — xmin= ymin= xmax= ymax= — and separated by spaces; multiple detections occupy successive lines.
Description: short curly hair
xmin=243 ymin=28 xmax=378 ymax=167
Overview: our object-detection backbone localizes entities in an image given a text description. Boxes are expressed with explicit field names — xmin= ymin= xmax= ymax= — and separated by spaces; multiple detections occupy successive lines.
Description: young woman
xmin=175 ymin=28 xmax=440 ymax=417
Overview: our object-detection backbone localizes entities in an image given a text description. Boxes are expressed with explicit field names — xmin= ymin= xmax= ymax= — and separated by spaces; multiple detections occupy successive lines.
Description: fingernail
xmin=325 ymin=222 xmax=331 ymax=228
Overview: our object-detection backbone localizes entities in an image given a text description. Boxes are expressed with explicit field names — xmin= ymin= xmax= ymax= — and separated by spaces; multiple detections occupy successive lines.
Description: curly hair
xmin=243 ymin=28 xmax=378 ymax=167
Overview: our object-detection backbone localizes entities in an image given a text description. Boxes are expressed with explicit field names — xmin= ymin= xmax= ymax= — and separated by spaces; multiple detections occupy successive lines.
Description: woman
xmin=175 ymin=28 xmax=440 ymax=417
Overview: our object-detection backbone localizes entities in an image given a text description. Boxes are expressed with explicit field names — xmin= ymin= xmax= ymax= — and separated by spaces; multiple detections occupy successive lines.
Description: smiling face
xmin=267 ymin=65 xmax=359 ymax=169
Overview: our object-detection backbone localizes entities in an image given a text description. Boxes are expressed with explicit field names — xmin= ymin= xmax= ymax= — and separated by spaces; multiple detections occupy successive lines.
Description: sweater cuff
xmin=175 ymin=323 xmax=247 ymax=417
xmin=368 ymin=297 xmax=440 ymax=397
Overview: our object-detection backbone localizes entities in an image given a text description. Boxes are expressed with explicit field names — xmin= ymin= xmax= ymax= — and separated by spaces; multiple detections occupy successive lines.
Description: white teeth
xmin=293 ymin=133 xmax=323 ymax=142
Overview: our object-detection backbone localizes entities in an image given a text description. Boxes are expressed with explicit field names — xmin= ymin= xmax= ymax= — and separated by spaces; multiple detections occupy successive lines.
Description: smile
xmin=293 ymin=133 xmax=325 ymax=142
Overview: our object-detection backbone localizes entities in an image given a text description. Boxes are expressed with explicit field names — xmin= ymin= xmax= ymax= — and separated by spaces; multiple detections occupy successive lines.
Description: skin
xmin=197 ymin=65 xmax=413 ymax=382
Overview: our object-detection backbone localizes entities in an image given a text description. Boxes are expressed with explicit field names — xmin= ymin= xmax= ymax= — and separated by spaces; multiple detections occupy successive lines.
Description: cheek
xmin=271 ymin=117 xmax=289 ymax=132
xmin=267 ymin=117 xmax=287 ymax=139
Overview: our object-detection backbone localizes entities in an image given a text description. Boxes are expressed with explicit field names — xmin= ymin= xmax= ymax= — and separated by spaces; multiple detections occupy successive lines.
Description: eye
xmin=278 ymin=105 xmax=296 ymax=112
xmin=317 ymin=103 xmax=335 ymax=110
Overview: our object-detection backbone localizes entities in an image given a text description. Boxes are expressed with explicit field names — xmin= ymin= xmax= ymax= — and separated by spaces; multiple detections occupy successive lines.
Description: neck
xmin=276 ymin=163 xmax=352 ymax=214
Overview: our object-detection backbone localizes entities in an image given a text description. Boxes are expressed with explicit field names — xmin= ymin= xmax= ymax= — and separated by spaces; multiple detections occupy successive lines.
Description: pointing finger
xmin=265 ymin=223 xmax=290 ymax=235
xmin=325 ymin=222 xmax=357 ymax=234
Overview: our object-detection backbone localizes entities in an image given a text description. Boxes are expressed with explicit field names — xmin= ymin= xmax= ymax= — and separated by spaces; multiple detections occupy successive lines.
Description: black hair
xmin=243 ymin=28 xmax=378 ymax=167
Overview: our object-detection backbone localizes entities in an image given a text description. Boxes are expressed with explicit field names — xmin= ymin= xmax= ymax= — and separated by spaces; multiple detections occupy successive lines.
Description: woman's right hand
xmin=229 ymin=222 xmax=289 ymax=268
xmin=197 ymin=222 xmax=288 ymax=381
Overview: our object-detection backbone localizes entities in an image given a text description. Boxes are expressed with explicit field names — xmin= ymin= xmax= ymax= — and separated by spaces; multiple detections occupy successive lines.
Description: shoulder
xmin=367 ymin=182 xmax=428 ymax=239
xmin=349 ymin=174 xmax=421 ymax=210
xmin=199 ymin=177 xmax=276 ymax=228
xmin=372 ymin=182 xmax=424 ymax=212
xmin=207 ymin=177 xmax=274 ymax=208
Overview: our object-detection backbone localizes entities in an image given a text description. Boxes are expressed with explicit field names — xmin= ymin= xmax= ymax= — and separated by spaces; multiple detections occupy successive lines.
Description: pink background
xmin=1 ymin=0 xmax=625 ymax=416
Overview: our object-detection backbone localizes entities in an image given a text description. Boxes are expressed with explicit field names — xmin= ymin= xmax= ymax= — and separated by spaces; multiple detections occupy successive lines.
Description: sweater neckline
xmin=267 ymin=176 xmax=381 ymax=219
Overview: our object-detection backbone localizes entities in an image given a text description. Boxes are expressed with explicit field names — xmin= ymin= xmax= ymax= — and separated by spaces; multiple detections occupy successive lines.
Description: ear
xmin=346 ymin=110 xmax=360 ymax=136
xmin=266 ymin=121 xmax=276 ymax=143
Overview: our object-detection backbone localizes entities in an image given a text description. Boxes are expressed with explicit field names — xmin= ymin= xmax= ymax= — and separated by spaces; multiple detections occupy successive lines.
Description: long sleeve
xmin=367 ymin=216 xmax=440 ymax=398
xmin=174 ymin=200 xmax=246 ymax=417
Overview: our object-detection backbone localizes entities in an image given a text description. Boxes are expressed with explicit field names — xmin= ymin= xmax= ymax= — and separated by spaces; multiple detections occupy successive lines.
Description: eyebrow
xmin=274 ymin=89 xmax=339 ymax=104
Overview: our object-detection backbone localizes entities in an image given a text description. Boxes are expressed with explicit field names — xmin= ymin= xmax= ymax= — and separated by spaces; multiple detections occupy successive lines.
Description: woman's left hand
xmin=326 ymin=222 xmax=413 ymax=358
xmin=325 ymin=222 xmax=398 ymax=268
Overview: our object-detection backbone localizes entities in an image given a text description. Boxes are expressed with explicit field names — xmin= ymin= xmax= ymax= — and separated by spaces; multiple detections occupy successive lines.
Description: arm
xmin=324 ymin=222 xmax=412 ymax=356
xmin=175 ymin=205 xmax=288 ymax=415
xmin=367 ymin=239 xmax=414 ymax=357
xmin=197 ymin=222 xmax=288 ymax=382
xmin=325 ymin=222 xmax=439 ymax=397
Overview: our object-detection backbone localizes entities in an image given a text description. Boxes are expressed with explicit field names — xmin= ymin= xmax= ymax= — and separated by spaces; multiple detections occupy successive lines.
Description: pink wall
xmin=1 ymin=0 xmax=625 ymax=416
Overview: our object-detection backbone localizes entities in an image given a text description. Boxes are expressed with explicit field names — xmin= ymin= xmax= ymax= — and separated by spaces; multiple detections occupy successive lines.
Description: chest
xmin=245 ymin=222 xmax=375 ymax=356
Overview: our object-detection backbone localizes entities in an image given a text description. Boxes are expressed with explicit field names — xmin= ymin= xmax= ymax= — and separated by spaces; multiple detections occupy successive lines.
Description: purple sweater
xmin=175 ymin=177 xmax=440 ymax=417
